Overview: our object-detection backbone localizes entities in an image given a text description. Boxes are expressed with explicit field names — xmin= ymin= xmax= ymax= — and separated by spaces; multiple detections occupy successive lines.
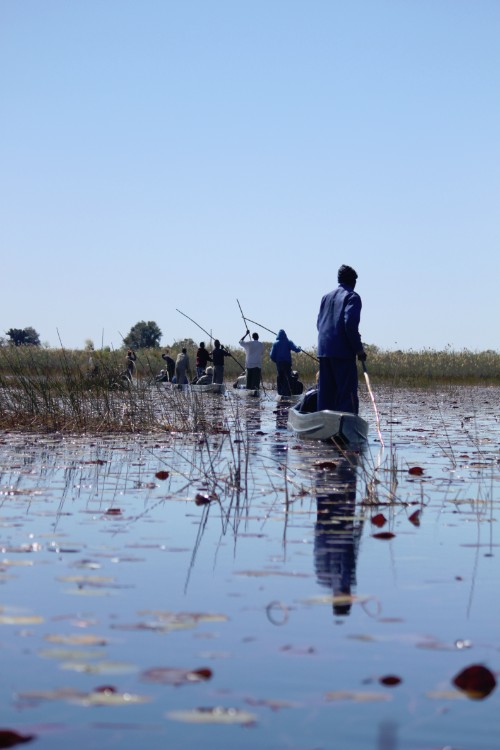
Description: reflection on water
xmin=314 ymin=453 xmax=363 ymax=616
xmin=0 ymin=386 xmax=499 ymax=749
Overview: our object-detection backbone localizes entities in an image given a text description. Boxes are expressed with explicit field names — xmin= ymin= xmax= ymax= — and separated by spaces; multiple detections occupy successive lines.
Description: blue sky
xmin=1 ymin=1 xmax=498 ymax=352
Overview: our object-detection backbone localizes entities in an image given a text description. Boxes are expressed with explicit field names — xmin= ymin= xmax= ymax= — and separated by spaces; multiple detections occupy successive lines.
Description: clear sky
xmin=1 ymin=1 xmax=499 ymax=353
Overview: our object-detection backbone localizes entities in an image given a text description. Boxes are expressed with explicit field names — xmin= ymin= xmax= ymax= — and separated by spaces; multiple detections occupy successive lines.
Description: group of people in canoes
xmin=134 ymin=264 xmax=366 ymax=412
xmin=154 ymin=339 xmax=231 ymax=387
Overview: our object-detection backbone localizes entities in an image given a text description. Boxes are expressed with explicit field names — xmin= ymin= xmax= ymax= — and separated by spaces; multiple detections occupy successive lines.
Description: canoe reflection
xmin=314 ymin=453 xmax=363 ymax=617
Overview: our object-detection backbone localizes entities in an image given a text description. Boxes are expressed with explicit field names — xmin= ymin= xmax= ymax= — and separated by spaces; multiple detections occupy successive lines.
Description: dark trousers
xmin=246 ymin=367 xmax=261 ymax=390
xmin=213 ymin=365 xmax=224 ymax=384
xmin=318 ymin=356 xmax=359 ymax=414
xmin=276 ymin=361 xmax=292 ymax=396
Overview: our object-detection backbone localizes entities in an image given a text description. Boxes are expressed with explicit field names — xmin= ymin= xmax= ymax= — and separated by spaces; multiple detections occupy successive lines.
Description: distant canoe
xmin=287 ymin=403 xmax=369 ymax=445
xmin=165 ymin=382 xmax=226 ymax=394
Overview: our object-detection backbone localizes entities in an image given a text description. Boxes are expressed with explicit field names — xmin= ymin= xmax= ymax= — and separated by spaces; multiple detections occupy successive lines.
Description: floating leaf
xmin=371 ymin=513 xmax=387 ymax=528
xmin=155 ymin=471 xmax=169 ymax=480
xmin=166 ymin=707 xmax=257 ymax=725
xmin=141 ymin=667 xmax=212 ymax=686
xmin=0 ymin=615 xmax=43 ymax=625
xmin=38 ymin=648 xmax=103 ymax=661
xmin=44 ymin=634 xmax=108 ymax=646
xmin=0 ymin=729 xmax=35 ymax=747
xmin=452 ymin=664 xmax=496 ymax=700
xmin=408 ymin=510 xmax=421 ymax=526
xmin=325 ymin=691 xmax=390 ymax=703
xmin=372 ymin=532 xmax=395 ymax=540
xmin=245 ymin=697 xmax=300 ymax=711
xmin=74 ymin=689 xmax=151 ymax=707
xmin=104 ymin=508 xmax=122 ymax=516
xmin=195 ymin=494 xmax=211 ymax=506
xmin=408 ymin=466 xmax=424 ymax=475
xmin=60 ymin=660 xmax=137 ymax=675
xmin=379 ymin=675 xmax=402 ymax=687
xmin=426 ymin=689 xmax=465 ymax=700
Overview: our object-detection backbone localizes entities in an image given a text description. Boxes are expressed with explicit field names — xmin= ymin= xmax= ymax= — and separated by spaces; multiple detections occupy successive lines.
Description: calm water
xmin=0 ymin=384 xmax=499 ymax=749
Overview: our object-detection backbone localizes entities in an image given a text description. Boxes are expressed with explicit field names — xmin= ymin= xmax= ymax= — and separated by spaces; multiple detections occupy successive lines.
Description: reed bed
xmin=1 ymin=344 xmax=499 ymax=433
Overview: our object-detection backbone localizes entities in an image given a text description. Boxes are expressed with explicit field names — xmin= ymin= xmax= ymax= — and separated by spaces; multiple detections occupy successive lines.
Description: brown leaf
xmin=408 ymin=509 xmax=421 ymax=526
xmin=195 ymin=494 xmax=212 ymax=506
xmin=155 ymin=471 xmax=169 ymax=480
xmin=141 ymin=667 xmax=212 ymax=686
xmin=453 ymin=664 xmax=497 ymax=700
xmin=372 ymin=532 xmax=395 ymax=540
xmin=408 ymin=466 xmax=424 ymax=475
xmin=379 ymin=675 xmax=402 ymax=687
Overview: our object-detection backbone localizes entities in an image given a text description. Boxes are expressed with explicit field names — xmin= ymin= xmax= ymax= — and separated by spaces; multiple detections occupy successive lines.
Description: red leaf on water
xmin=379 ymin=675 xmax=402 ymax=687
xmin=105 ymin=508 xmax=122 ymax=516
xmin=372 ymin=532 xmax=395 ymax=540
xmin=408 ymin=466 xmax=424 ymax=475
xmin=141 ymin=667 xmax=212 ymax=686
xmin=94 ymin=685 xmax=117 ymax=693
xmin=453 ymin=664 xmax=497 ymax=700
xmin=408 ymin=510 xmax=421 ymax=526
xmin=195 ymin=494 xmax=211 ymax=506
xmin=0 ymin=730 xmax=35 ymax=748
xmin=155 ymin=471 xmax=169 ymax=480
xmin=371 ymin=513 xmax=387 ymax=528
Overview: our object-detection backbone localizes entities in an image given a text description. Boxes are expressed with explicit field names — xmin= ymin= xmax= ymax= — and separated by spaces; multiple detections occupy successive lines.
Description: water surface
xmin=0 ymin=384 xmax=499 ymax=749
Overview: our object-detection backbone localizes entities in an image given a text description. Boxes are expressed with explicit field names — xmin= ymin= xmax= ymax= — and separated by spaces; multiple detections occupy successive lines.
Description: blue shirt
xmin=317 ymin=284 xmax=363 ymax=358
xmin=270 ymin=329 xmax=301 ymax=363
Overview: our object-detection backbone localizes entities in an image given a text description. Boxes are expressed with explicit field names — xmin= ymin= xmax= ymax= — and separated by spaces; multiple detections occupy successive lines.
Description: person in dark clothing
xmin=161 ymin=350 xmax=176 ymax=381
xmin=290 ymin=370 xmax=304 ymax=395
xmin=195 ymin=342 xmax=212 ymax=378
xmin=317 ymin=265 xmax=366 ymax=414
xmin=269 ymin=329 xmax=301 ymax=397
xmin=211 ymin=340 xmax=230 ymax=384
xmin=125 ymin=349 xmax=137 ymax=381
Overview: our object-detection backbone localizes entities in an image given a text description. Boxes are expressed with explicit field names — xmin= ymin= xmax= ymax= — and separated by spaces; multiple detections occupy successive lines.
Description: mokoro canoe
xmin=165 ymin=382 xmax=226 ymax=394
xmin=287 ymin=403 xmax=369 ymax=445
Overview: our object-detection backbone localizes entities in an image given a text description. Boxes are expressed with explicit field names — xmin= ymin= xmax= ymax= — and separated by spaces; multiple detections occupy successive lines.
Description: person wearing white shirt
xmin=239 ymin=330 xmax=264 ymax=390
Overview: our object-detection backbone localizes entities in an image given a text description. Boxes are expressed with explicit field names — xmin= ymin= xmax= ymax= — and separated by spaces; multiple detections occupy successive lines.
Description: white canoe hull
xmin=287 ymin=404 xmax=369 ymax=444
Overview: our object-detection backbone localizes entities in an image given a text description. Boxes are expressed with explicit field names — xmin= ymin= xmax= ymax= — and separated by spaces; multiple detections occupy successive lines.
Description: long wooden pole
xmin=244 ymin=316 xmax=319 ymax=364
xmin=362 ymin=362 xmax=384 ymax=447
xmin=176 ymin=309 xmax=245 ymax=371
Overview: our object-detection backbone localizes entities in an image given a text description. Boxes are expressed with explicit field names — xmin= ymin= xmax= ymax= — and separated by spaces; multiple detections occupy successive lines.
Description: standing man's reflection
xmin=314 ymin=453 xmax=363 ymax=617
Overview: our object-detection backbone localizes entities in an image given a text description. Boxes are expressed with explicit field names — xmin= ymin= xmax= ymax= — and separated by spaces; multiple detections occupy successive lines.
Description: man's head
xmin=214 ymin=339 xmax=220 ymax=348
xmin=338 ymin=265 xmax=358 ymax=287
xmin=252 ymin=332 xmax=259 ymax=341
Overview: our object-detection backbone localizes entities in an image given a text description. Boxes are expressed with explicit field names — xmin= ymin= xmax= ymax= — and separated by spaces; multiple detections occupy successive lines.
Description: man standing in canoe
xmin=239 ymin=330 xmax=264 ymax=390
xmin=317 ymin=264 xmax=366 ymax=414
xmin=269 ymin=329 xmax=301 ymax=397
xmin=211 ymin=339 xmax=230 ymax=384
